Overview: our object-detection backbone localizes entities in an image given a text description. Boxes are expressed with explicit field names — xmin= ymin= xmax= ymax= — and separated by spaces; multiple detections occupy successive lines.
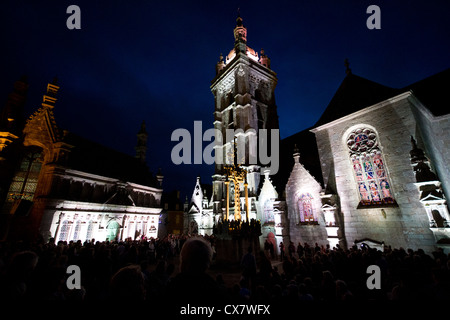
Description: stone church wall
xmin=410 ymin=95 xmax=450 ymax=204
xmin=285 ymin=155 xmax=329 ymax=247
xmin=289 ymin=224 xmax=329 ymax=248
xmin=314 ymin=95 xmax=436 ymax=253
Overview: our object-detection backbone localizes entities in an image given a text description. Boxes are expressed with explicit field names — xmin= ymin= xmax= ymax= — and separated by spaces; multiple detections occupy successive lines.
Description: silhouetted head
xmin=180 ymin=237 xmax=213 ymax=274
xmin=9 ymin=251 xmax=38 ymax=279
xmin=110 ymin=265 xmax=145 ymax=300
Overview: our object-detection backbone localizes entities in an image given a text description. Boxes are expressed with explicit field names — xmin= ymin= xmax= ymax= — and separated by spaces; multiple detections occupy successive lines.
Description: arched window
xmin=6 ymin=148 xmax=43 ymax=202
xmin=142 ymin=220 xmax=147 ymax=238
xmin=85 ymin=221 xmax=94 ymax=241
xmin=107 ymin=221 xmax=120 ymax=241
xmin=298 ymin=193 xmax=316 ymax=223
xmin=72 ymin=220 xmax=81 ymax=241
xmin=347 ymin=127 xmax=395 ymax=206
xmin=59 ymin=220 xmax=70 ymax=242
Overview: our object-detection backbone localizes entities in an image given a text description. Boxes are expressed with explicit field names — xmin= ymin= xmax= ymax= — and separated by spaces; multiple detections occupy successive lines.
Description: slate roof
xmin=273 ymin=67 xmax=450 ymax=197
xmin=314 ymin=68 xmax=450 ymax=128
xmin=271 ymin=127 xmax=322 ymax=196
xmin=63 ymin=132 xmax=159 ymax=188
xmin=405 ymin=68 xmax=450 ymax=117
xmin=313 ymin=73 xmax=400 ymax=128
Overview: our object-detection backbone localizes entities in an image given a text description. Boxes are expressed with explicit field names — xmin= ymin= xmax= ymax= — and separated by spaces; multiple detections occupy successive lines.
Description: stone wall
xmin=285 ymin=153 xmax=329 ymax=247
xmin=410 ymin=95 xmax=450 ymax=205
xmin=314 ymin=95 xmax=437 ymax=253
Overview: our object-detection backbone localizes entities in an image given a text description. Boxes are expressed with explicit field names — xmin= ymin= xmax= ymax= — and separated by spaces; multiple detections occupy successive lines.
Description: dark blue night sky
xmin=1 ymin=0 xmax=449 ymax=199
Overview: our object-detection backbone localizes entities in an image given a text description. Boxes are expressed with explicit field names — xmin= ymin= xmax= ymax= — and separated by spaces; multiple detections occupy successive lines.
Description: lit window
xmin=347 ymin=128 xmax=395 ymax=207
xmin=6 ymin=148 xmax=42 ymax=202
xmin=298 ymin=193 xmax=316 ymax=223
xmin=85 ymin=221 xmax=94 ymax=241
xmin=59 ymin=220 xmax=70 ymax=242
xmin=72 ymin=220 xmax=81 ymax=241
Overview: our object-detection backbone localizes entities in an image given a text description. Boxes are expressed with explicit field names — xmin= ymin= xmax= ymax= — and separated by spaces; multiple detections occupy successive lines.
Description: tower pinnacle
xmin=42 ymin=77 xmax=59 ymax=109
xmin=293 ymin=144 xmax=300 ymax=163
xmin=0 ymin=77 xmax=29 ymax=154
xmin=344 ymin=58 xmax=352 ymax=75
xmin=234 ymin=14 xmax=247 ymax=49
xmin=135 ymin=120 xmax=148 ymax=164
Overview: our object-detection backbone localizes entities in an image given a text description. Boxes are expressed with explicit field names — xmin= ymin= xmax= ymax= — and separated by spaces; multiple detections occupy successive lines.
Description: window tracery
xmin=347 ymin=128 xmax=395 ymax=207
xmin=6 ymin=148 xmax=43 ymax=202
xmin=298 ymin=193 xmax=317 ymax=223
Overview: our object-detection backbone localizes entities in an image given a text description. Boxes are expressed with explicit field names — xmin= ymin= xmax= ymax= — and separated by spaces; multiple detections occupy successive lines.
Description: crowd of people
xmin=1 ymin=234 xmax=449 ymax=302
xmin=213 ymin=218 xmax=262 ymax=238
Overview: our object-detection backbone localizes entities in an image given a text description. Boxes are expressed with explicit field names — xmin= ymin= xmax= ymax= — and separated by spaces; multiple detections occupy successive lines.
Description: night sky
xmin=1 ymin=0 xmax=449 ymax=200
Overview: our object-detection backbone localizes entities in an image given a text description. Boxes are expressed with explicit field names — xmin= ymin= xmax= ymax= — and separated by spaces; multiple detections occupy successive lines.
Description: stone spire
xmin=293 ymin=144 xmax=300 ymax=163
xmin=135 ymin=120 xmax=148 ymax=164
xmin=234 ymin=13 xmax=247 ymax=43
xmin=259 ymin=48 xmax=271 ymax=69
xmin=216 ymin=53 xmax=225 ymax=75
xmin=0 ymin=76 xmax=28 ymax=132
xmin=42 ymin=77 xmax=59 ymax=109
xmin=234 ymin=13 xmax=247 ymax=53
xmin=184 ymin=195 xmax=189 ymax=211
xmin=0 ymin=76 xmax=28 ymax=154
xmin=409 ymin=136 xmax=437 ymax=182
xmin=189 ymin=176 xmax=203 ymax=214
xmin=409 ymin=136 xmax=427 ymax=163
xmin=156 ymin=167 xmax=164 ymax=187
xmin=344 ymin=58 xmax=352 ymax=75
xmin=25 ymin=77 xmax=62 ymax=143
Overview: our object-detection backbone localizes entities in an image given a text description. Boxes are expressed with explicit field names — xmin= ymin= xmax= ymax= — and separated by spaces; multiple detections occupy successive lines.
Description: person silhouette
xmin=165 ymin=237 xmax=222 ymax=301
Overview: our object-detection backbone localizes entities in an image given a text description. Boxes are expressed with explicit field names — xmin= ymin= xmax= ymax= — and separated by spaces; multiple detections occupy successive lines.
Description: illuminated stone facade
xmin=185 ymin=16 xmax=284 ymax=253
xmin=285 ymin=147 xmax=332 ymax=248
xmin=209 ymin=16 xmax=279 ymax=228
xmin=185 ymin=176 xmax=213 ymax=236
xmin=307 ymin=72 xmax=450 ymax=253
xmin=0 ymin=79 xmax=163 ymax=242
xmin=186 ymin=16 xmax=450 ymax=255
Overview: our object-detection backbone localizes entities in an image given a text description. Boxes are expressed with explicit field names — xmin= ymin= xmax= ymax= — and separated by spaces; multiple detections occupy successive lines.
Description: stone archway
xmin=106 ymin=220 xmax=120 ymax=241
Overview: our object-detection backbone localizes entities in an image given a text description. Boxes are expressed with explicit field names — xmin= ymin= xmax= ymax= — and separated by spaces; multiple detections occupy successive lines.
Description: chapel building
xmin=0 ymin=78 xmax=164 ymax=243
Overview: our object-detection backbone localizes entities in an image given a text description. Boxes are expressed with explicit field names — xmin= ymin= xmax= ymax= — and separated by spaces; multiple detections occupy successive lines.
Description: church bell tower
xmin=210 ymin=14 xmax=279 ymax=221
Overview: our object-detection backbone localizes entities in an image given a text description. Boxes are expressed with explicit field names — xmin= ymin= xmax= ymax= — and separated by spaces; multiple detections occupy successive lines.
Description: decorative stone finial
xmin=293 ymin=144 xmax=300 ymax=163
xmin=216 ymin=53 xmax=226 ymax=75
xmin=234 ymin=12 xmax=247 ymax=44
xmin=263 ymin=168 xmax=271 ymax=179
xmin=344 ymin=58 xmax=352 ymax=75
xmin=156 ymin=168 xmax=164 ymax=187
xmin=259 ymin=48 xmax=270 ymax=68
xmin=42 ymin=78 xmax=60 ymax=108
xmin=139 ymin=120 xmax=147 ymax=134
xmin=409 ymin=136 xmax=437 ymax=182
xmin=409 ymin=136 xmax=426 ymax=163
